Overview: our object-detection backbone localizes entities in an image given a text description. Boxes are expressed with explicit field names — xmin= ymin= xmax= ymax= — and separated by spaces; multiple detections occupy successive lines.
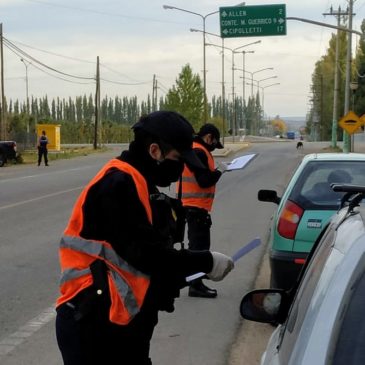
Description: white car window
xmin=333 ymin=267 xmax=365 ymax=364
xmin=278 ymin=227 xmax=335 ymax=364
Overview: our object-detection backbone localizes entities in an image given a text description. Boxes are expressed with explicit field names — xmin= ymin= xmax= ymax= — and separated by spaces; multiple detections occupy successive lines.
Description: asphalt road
xmin=0 ymin=141 xmax=323 ymax=364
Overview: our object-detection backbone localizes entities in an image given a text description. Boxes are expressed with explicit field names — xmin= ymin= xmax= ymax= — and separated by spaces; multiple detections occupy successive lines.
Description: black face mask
xmin=207 ymin=142 xmax=217 ymax=152
xmin=154 ymin=158 xmax=185 ymax=187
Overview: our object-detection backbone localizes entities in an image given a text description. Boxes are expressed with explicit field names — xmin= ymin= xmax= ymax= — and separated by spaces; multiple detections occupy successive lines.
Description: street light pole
xmin=257 ymin=76 xmax=278 ymax=93
xmin=248 ymin=68 xmax=274 ymax=97
xmin=207 ymin=40 xmax=261 ymax=139
xmin=190 ymin=28 xmax=226 ymax=141
xmin=20 ymin=58 xmax=31 ymax=137
xmin=234 ymin=50 xmax=254 ymax=108
xmin=343 ymin=0 xmax=354 ymax=153
xmin=260 ymin=82 xmax=280 ymax=118
xmin=20 ymin=58 xmax=30 ymax=116
xmin=163 ymin=5 xmax=218 ymax=123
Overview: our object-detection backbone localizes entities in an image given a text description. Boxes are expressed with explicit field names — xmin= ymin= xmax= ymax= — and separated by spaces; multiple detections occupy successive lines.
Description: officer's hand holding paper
xmin=186 ymin=238 xmax=261 ymax=282
xmin=207 ymin=252 xmax=234 ymax=281
xmin=217 ymin=161 xmax=229 ymax=173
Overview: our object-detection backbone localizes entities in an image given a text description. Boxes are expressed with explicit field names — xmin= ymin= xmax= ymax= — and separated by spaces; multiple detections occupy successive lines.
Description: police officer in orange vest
xmin=55 ymin=111 xmax=234 ymax=365
xmin=177 ymin=123 xmax=225 ymax=298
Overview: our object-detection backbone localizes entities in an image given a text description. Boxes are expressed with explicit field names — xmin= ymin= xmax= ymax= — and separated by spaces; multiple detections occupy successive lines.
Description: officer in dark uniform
xmin=55 ymin=111 xmax=234 ymax=365
xmin=37 ymin=130 xmax=49 ymax=166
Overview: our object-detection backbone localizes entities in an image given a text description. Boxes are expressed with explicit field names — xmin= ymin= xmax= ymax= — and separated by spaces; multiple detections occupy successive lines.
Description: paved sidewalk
xmin=212 ymin=142 xmax=250 ymax=157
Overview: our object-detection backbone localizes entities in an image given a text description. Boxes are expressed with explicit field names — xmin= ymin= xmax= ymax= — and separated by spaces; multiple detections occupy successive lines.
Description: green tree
xmin=307 ymin=28 xmax=348 ymax=140
xmin=162 ymin=64 xmax=204 ymax=130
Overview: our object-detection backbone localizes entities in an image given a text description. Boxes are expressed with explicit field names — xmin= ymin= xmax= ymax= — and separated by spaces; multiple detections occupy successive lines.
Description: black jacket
xmin=189 ymin=137 xmax=222 ymax=188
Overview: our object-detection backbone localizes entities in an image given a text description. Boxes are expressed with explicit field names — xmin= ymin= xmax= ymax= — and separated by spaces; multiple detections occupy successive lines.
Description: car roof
xmin=302 ymin=153 xmax=365 ymax=162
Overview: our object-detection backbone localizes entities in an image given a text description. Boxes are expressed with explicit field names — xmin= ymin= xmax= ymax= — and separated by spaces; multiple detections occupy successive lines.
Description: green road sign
xmin=220 ymin=4 xmax=286 ymax=38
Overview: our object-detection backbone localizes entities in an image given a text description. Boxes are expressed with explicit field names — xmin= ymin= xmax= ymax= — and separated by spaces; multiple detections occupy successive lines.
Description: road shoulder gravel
xmin=228 ymin=252 xmax=274 ymax=365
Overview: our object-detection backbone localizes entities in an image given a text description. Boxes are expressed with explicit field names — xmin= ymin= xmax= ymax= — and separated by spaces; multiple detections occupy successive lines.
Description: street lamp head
xmin=163 ymin=5 xmax=174 ymax=10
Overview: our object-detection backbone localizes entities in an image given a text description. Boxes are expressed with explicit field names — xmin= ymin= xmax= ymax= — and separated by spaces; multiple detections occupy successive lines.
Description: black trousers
xmin=185 ymin=207 xmax=212 ymax=251
xmin=56 ymin=292 xmax=158 ymax=365
xmin=38 ymin=147 xmax=48 ymax=165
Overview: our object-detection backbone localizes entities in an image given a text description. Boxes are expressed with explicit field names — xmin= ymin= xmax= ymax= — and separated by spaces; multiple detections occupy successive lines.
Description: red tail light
xmin=277 ymin=200 xmax=304 ymax=239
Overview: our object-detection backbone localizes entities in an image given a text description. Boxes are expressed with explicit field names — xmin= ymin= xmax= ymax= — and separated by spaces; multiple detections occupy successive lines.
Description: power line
xmin=100 ymin=77 xmax=150 ymax=86
xmin=100 ymin=64 xmax=148 ymax=83
xmin=6 ymin=38 xmax=151 ymax=85
xmin=4 ymin=37 xmax=94 ymax=80
xmin=6 ymin=38 xmax=95 ymax=64
xmin=25 ymin=0 xmax=189 ymax=26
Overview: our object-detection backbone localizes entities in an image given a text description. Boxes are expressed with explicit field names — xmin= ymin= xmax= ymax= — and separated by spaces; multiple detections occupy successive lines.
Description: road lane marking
xmin=0 ymin=306 xmax=56 ymax=356
xmin=0 ymin=166 xmax=94 ymax=184
xmin=0 ymin=187 xmax=83 ymax=210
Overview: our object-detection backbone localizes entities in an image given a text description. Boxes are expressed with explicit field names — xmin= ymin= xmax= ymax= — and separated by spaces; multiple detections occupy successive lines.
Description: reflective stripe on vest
xmin=56 ymin=159 xmax=151 ymax=325
xmin=59 ymin=236 xmax=142 ymax=317
xmin=178 ymin=142 xmax=216 ymax=211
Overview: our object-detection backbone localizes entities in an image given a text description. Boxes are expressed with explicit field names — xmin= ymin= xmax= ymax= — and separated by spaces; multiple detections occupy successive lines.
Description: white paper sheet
xmin=226 ymin=153 xmax=257 ymax=171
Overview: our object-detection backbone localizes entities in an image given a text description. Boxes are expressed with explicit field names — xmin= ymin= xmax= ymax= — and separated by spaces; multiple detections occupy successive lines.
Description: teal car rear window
xmin=289 ymin=161 xmax=365 ymax=210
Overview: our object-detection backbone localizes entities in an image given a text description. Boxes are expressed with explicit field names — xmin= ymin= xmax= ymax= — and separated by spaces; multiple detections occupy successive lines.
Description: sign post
xmin=220 ymin=4 xmax=286 ymax=38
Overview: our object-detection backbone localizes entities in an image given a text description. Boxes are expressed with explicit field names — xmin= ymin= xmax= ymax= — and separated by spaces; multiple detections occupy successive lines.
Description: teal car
xmin=259 ymin=153 xmax=365 ymax=290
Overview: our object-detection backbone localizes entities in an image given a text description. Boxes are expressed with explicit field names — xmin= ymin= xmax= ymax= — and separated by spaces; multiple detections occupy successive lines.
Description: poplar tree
xmin=162 ymin=64 xmax=204 ymax=130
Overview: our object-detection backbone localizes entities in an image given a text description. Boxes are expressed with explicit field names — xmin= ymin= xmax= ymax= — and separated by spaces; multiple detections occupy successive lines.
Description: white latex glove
xmin=207 ymin=252 xmax=234 ymax=281
xmin=217 ymin=161 xmax=229 ymax=173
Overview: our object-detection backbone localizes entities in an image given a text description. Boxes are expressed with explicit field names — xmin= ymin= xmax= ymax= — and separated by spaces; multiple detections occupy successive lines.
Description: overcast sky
xmin=1 ymin=0 xmax=364 ymax=118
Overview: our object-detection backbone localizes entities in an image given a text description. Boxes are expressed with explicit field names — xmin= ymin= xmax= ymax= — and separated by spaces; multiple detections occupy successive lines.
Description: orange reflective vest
xmin=56 ymin=159 xmax=151 ymax=325
xmin=177 ymin=142 xmax=216 ymax=212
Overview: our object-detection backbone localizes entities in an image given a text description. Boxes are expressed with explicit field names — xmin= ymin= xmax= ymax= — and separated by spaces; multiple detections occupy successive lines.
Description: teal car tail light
xmin=278 ymin=200 xmax=304 ymax=239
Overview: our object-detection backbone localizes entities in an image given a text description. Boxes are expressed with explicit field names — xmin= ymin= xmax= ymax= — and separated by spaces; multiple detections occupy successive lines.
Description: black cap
xmin=133 ymin=111 xmax=205 ymax=169
xmin=197 ymin=123 xmax=224 ymax=149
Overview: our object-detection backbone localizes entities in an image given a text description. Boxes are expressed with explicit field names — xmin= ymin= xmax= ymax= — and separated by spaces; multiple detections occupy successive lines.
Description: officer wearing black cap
xmin=55 ymin=111 xmax=234 ymax=365
xmin=177 ymin=123 xmax=225 ymax=298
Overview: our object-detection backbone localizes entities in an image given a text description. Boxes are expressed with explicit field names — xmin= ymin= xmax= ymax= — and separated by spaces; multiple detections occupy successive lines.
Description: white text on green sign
xmin=220 ymin=4 xmax=286 ymax=38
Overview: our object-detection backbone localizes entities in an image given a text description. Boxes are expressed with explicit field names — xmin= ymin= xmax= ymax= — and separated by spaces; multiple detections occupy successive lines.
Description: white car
xmin=240 ymin=183 xmax=365 ymax=365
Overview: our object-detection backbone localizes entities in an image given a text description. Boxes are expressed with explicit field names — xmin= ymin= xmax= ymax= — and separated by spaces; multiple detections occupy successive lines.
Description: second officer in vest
xmin=178 ymin=123 xmax=225 ymax=298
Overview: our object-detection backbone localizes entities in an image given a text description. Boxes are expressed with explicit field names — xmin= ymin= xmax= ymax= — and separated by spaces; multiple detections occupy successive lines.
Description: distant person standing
xmin=38 ymin=130 xmax=49 ymax=166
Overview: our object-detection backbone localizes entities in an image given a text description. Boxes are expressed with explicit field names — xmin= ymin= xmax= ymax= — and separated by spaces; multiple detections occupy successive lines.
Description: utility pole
xmin=152 ymin=74 xmax=158 ymax=111
xmin=221 ymin=38 xmax=225 ymax=145
xmin=320 ymin=74 xmax=324 ymax=140
xmin=93 ymin=56 xmax=100 ymax=150
xmin=323 ymin=6 xmax=349 ymax=149
xmin=0 ymin=23 xmax=6 ymax=140
xmin=343 ymin=0 xmax=355 ymax=153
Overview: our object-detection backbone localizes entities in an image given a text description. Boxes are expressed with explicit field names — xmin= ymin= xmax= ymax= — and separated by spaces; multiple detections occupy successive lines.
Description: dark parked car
xmin=241 ymin=184 xmax=365 ymax=365
xmin=0 ymin=141 xmax=18 ymax=166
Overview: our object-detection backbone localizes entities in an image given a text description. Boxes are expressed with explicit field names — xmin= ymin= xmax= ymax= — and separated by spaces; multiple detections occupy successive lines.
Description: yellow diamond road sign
xmin=338 ymin=111 xmax=362 ymax=134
